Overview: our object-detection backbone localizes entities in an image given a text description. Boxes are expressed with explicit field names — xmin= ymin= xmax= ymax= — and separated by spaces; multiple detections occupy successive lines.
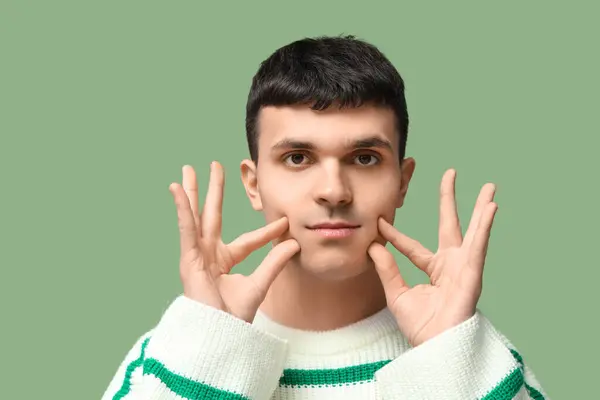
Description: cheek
xmin=358 ymin=180 xmax=401 ymax=240
xmin=258 ymin=178 xmax=305 ymax=224
xmin=361 ymin=181 xmax=400 ymax=216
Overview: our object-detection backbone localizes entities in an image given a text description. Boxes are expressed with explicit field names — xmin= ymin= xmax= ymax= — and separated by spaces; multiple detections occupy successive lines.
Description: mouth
xmin=307 ymin=221 xmax=361 ymax=238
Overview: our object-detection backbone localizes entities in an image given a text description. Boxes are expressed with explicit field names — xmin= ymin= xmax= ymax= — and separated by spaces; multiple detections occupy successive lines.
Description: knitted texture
xmin=102 ymin=296 xmax=549 ymax=400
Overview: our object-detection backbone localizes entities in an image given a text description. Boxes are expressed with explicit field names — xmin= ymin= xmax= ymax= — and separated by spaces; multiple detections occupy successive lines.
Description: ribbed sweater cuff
xmin=374 ymin=310 xmax=523 ymax=400
xmin=145 ymin=295 xmax=288 ymax=400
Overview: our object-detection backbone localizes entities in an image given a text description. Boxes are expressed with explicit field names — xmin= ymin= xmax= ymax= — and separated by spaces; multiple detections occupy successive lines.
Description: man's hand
xmin=368 ymin=169 xmax=498 ymax=347
xmin=169 ymin=161 xmax=300 ymax=323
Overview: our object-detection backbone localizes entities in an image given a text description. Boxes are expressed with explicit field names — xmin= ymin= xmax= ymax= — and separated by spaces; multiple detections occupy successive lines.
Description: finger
xmin=378 ymin=218 xmax=434 ymax=274
xmin=368 ymin=242 xmax=410 ymax=306
xmin=182 ymin=165 xmax=202 ymax=233
xmin=169 ymin=183 xmax=200 ymax=257
xmin=469 ymin=202 xmax=498 ymax=270
xmin=249 ymin=239 xmax=300 ymax=294
xmin=227 ymin=217 xmax=289 ymax=264
xmin=439 ymin=169 xmax=462 ymax=249
xmin=463 ymin=183 xmax=496 ymax=249
xmin=202 ymin=161 xmax=225 ymax=240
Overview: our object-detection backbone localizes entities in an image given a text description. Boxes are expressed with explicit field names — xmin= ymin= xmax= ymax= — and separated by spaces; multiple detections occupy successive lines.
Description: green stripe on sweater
xmin=112 ymin=337 xmax=249 ymax=400
xmin=143 ymin=358 xmax=250 ymax=400
xmin=112 ymin=337 xmax=150 ymax=400
xmin=280 ymin=360 xmax=392 ymax=387
xmin=480 ymin=348 xmax=546 ymax=400
xmin=480 ymin=366 xmax=524 ymax=399
xmin=510 ymin=349 xmax=546 ymax=399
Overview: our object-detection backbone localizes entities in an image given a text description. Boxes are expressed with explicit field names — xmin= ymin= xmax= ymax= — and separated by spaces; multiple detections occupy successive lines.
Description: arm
xmin=102 ymin=296 xmax=288 ymax=400
xmin=374 ymin=310 xmax=548 ymax=399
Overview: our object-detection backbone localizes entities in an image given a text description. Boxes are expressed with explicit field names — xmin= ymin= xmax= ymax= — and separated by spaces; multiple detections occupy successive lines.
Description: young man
xmin=102 ymin=36 xmax=548 ymax=399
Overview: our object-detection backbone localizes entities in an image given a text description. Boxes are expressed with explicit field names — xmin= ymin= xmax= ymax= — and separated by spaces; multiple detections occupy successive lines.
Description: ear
xmin=240 ymin=159 xmax=263 ymax=211
xmin=396 ymin=157 xmax=416 ymax=208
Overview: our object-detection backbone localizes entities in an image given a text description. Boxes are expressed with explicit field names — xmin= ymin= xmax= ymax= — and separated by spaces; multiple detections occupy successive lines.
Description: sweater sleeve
xmin=101 ymin=295 xmax=289 ymax=400
xmin=373 ymin=310 xmax=549 ymax=400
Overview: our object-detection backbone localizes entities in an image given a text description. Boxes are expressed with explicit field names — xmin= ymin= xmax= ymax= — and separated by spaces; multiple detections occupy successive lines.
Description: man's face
xmin=241 ymin=104 xmax=415 ymax=281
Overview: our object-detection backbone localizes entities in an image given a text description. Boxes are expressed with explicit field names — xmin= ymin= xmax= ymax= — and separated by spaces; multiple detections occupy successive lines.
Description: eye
xmin=354 ymin=154 xmax=379 ymax=166
xmin=283 ymin=153 xmax=310 ymax=166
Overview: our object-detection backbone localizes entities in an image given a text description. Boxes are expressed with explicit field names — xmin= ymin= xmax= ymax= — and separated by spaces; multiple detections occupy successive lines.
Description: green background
xmin=1 ymin=1 xmax=597 ymax=398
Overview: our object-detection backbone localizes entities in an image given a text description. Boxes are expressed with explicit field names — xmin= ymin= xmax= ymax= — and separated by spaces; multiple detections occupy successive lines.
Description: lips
xmin=307 ymin=222 xmax=359 ymax=239
xmin=308 ymin=222 xmax=360 ymax=229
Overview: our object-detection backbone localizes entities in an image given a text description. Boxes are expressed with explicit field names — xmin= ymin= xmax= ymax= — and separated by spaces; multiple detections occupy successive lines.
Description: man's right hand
xmin=168 ymin=161 xmax=299 ymax=323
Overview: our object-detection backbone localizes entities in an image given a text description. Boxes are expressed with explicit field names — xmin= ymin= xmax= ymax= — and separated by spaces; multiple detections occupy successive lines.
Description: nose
xmin=313 ymin=162 xmax=352 ymax=207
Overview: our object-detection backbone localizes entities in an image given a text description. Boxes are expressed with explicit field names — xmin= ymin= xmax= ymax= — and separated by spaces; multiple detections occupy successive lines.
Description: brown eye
xmin=283 ymin=153 xmax=309 ymax=166
xmin=355 ymin=154 xmax=379 ymax=166
xmin=291 ymin=154 xmax=305 ymax=164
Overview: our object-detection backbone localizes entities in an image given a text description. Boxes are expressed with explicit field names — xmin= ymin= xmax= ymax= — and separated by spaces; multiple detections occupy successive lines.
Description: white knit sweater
xmin=102 ymin=296 xmax=548 ymax=399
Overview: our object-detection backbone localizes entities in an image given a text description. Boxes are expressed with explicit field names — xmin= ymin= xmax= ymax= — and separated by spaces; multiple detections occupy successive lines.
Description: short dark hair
xmin=245 ymin=35 xmax=409 ymax=164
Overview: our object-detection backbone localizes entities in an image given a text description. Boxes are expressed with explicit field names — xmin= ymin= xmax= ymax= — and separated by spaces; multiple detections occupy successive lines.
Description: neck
xmin=259 ymin=261 xmax=388 ymax=331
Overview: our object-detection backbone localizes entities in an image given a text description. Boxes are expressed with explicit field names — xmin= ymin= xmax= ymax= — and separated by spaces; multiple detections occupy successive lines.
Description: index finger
xmin=378 ymin=218 xmax=434 ymax=274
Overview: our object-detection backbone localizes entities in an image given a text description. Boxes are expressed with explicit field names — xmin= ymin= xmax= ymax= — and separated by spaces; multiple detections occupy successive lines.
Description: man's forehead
xmin=257 ymin=105 xmax=398 ymax=147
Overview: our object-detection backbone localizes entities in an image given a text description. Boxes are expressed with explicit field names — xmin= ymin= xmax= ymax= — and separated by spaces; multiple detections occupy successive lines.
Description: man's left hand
xmin=368 ymin=169 xmax=498 ymax=348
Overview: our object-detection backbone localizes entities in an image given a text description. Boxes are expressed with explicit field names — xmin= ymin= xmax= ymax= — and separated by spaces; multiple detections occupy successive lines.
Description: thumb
xmin=368 ymin=242 xmax=410 ymax=306
xmin=249 ymin=239 xmax=300 ymax=294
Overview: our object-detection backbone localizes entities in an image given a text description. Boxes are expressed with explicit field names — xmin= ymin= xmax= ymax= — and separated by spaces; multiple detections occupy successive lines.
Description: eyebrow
xmin=271 ymin=135 xmax=394 ymax=152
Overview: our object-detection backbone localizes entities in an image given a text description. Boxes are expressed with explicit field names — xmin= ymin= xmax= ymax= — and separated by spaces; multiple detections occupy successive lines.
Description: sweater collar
xmin=252 ymin=306 xmax=401 ymax=355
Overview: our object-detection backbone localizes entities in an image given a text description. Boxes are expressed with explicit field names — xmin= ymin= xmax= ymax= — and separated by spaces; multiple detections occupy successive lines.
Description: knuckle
xmin=178 ymin=220 xmax=192 ymax=234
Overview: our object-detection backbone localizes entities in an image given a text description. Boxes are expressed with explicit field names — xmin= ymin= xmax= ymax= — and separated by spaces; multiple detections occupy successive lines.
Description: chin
xmin=296 ymin=250 xmax=372 ymax=282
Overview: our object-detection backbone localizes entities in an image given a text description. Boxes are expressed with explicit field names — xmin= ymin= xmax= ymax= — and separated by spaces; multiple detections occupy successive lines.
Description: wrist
xmin=409 ymin=310 xmax=476 ymax=348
